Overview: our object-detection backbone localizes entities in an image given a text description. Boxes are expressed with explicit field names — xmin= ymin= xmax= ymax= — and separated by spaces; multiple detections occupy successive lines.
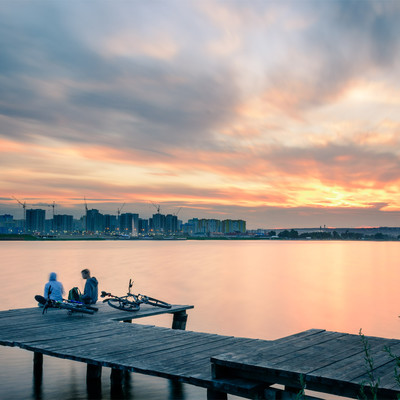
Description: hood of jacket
xmin=89 ymin=277 xmax=98 ymax=286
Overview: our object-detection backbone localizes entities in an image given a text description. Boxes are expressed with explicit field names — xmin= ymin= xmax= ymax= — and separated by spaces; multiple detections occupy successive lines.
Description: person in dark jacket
xmin=81 ymin=268 xmax=98 ymax=304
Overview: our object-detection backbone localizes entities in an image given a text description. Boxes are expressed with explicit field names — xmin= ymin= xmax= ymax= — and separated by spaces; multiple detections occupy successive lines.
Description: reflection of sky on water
xmin=0 ymin=346 xmax=209 ymax=400
xmin=0 ymin=240 xmax=398 ymax=399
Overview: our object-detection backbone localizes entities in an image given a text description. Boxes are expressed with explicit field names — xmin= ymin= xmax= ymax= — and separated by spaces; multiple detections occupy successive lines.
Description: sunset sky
xmin=1 ymin=0 xmax=400 ymax=229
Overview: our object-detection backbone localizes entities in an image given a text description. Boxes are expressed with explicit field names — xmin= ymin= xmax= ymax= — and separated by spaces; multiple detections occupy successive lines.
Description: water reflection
xmin=110 ymin=369 xmax=134 ymax=399
xmin=87 ymin=380 xmax=102 ymax=399
xmin=32 ymin=354 xmax=42 ymax=400
xmin=168 ymin=381 xmax=184 ymax=400
xmin=1 ymin=240 xmax=399 ymax=400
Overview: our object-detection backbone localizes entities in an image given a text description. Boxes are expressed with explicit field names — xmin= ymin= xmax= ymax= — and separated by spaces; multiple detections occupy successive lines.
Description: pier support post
xmin=169 ymin=380 xmax=183 ymax=399
xmin=33 ymin=352 xmax=43 ymax=375
xmin=33 ymin=352 xmax=43 ymax=395
xmin=110 ymin=368 xmax=123 ymax=385
xmin=172 ymin=311 xmax=188 ymax=330
xmin=87 ymin=363 xmax=102 ymax=381
xmin=207 ymin=388 xmax=228 ymax=400
xmin=87 ymin=364 xmax=102 ymax=398
xmin=110 ymin=368 xmax=124 ymax=398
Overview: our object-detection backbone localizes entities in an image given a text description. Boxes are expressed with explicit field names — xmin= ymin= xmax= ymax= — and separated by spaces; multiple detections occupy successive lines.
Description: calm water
xmin=0 ymin=240 xmax=399 ymax=399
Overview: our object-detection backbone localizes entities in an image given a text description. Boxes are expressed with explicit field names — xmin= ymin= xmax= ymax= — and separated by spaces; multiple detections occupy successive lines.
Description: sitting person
xmin=81 ymin=268 xmax=98 ymax=304
xmin=44 ymin=272 xmax=65 ymax=301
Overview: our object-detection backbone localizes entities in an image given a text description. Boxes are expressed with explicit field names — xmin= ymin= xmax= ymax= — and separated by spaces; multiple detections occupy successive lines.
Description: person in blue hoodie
xmin=81 ymin=268 xmax=98 ymax=304
xmin=44 ymin=272 xmax=65 ymax=301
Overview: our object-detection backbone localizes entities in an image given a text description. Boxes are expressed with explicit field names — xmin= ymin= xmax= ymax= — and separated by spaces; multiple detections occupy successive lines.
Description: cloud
xmin=1 ymin=0 xmax=400 ymax=228
xmin=253 ymin=0 xmax=400 ymax=118
xmin=0 ymin=1 xmax=244 ymax=152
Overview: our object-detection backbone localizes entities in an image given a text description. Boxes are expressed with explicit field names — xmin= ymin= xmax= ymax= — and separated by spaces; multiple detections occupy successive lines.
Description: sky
xmin=1 ymin=0 xmax=400 ymax=229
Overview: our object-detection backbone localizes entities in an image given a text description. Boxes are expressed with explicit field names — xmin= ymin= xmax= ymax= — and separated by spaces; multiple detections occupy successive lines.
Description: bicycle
xmin=35 ymin=287 xmax=98 ymax=315
xmin=101 ymin=279 xmax=171 ymax=312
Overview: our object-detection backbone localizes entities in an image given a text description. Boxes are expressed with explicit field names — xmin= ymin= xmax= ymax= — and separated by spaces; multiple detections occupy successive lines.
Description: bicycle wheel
xmin=140 ymin=295 xmax=171 ymax=309
xmin=66 ymin=299 xmax=98 ymax=312
xmin=106 ymin=298 xmax=140 ymax=312
xmin=59 ymin=302 xmax=95 ymax=315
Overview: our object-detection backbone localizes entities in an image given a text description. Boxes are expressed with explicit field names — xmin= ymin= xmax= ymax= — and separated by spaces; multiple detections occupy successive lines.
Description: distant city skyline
xmin=1 ymin=1 xmax=400 ymax=230
xmin=0 ymin=206 xmax=247 ymax=236
xmin=2 ymin=196 xmax=400 ymax=231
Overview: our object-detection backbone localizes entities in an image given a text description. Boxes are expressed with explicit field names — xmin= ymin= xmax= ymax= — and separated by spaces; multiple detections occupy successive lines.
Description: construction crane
xmin=117 ymin=203 xmax=125 ymax=219
xmin=12 ymin=196 xmax=27 ymax=232
xmin=174 ymin=207 xmax=182 ymax=217
xmin=84 ymin=196 xmax=88 ymax=213
xmin=84 ymin=197 xmax=88 ymax=232
xmin=47 ymin=201 xmax=56 ymax=218
xmin=150 ymin=202 xmax=161 ymax=214
xmin=47 ymin=201 xmax=56 ymax=231
xmin=116 ymin=203 xmax=125 ymax=232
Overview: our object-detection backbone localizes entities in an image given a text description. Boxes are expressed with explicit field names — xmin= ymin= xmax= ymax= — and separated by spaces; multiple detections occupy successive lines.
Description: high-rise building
xmin=183 ymin=218 xmax=246 ymax=235
xmin=152 ymin=213 xmax=165 ymax=233
xmin=86 ymin=209 xmax=104 ymax=233
xmin=0 ymin=214 xmax=15 ymax=234
xmin=222 ymin=219 xmax=246 ymax=234
xmin=207 ymin=219 xmax=221 ymax=233
xmin=184 ymin=218 xmax=222 ymax=235
xmin=104 ymin=214 xmax=117 ymax=233
xmin=119 ymin=213 xmax=138 ymax=234
xmin=53 ymin=215 xmax=73 ymax=233
xmin=138 ymin=218 xmax=149 ymax=235
xmin=26 ymin=209 xmax=46 ymax=233
xmin=165 ymin=214 xmax=178 ymax=234
xmin=185 ymin=218 xmax=199 ymax=235
xmin=132 ymin=213 xmax=139 ymax=236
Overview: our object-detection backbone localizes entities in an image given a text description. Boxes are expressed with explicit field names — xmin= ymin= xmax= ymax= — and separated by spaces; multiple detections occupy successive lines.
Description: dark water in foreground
xmin=0 ymin=240 xmax=399 ymax=399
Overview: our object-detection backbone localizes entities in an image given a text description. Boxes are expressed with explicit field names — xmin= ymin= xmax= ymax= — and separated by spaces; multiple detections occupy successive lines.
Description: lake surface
xmin=0 ymin=240 xmax=399 ymax=399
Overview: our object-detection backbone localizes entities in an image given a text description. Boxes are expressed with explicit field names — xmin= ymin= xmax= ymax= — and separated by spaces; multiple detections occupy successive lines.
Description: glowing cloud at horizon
xmin=1 ymin=0 xmax=400 ymax=228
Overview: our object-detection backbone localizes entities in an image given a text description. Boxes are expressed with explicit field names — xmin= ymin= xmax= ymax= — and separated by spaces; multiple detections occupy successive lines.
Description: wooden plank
xmin=309 ymin=339 xmax=396 ymax=381
xmin=138 ymin=338 xmax=256 ymax=368
xmin=253 ymin=331 xmax=349 ymax=368
xmin=0 ymin=318 xmax=110 ymax=336
xmin=0 ymin=317 xmax=100 ymax=338
xmin=271 ymin=329 xmax=326 ymax=343
xmin=349 ymin=342 xmax=400 ymax=387
xmin=0 ymin=307 xmax=42 ymax=317
xmin=211 ymin=331 xmax=400 ymax=399
xmin=210 ymin=331 xmax=343 ymax=374
xmin=153 ymin=340 xmax=262 ymax=376
xmin=100 ymin=336 xmax=239 ymax=365
xmin=19 ymin=324 xmax=170 ymax=353
xmin=38 ymin=329 xmax=227 ymax=359
xmin=363 ymin=361 xmax=399 ymax=388
xmin=3 ymin=304 xmax=400 ymax=399
xmin=0 ymin=302 xmax=193 ymax=325
xmin=263 ymin=333 xmax=368 ymax=374
xmin=97 ymin=303 xmax=194 ymax=322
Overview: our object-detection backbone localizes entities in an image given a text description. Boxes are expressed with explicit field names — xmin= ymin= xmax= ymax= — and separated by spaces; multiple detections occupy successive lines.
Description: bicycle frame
xmin=101 ymin=279 xmax=171 ymax=311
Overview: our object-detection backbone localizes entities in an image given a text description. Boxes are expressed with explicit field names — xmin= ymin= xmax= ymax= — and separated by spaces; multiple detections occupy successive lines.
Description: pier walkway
xmin=1 ymin=304 xmax=400 ymax=399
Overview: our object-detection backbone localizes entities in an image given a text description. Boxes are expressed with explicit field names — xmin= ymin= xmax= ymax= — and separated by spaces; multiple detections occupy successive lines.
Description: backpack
xmin=68 ymin=287 xmax=82 ymax=302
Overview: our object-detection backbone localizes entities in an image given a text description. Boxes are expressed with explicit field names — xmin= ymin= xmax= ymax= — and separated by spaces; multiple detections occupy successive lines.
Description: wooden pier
xmin=1 ymin=304 xmax=400 ymax=399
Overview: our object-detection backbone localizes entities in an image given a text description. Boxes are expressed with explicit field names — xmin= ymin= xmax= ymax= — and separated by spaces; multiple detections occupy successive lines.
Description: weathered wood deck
xmin=212 ymin=329 xmax=400 ymax=399
xmin=1 ymin=304 xmax=400 ymax=399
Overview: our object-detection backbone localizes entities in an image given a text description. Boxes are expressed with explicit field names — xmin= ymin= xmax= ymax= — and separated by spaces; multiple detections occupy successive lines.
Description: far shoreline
xmin=0 ymin=233 xmax=399 ymax=242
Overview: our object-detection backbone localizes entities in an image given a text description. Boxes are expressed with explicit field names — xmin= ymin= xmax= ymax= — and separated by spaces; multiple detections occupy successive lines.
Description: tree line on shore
xmin=267 ymin=229 xmax=399 ymax=241
xmin=0 ymin=230 xmax=399 ymax=241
